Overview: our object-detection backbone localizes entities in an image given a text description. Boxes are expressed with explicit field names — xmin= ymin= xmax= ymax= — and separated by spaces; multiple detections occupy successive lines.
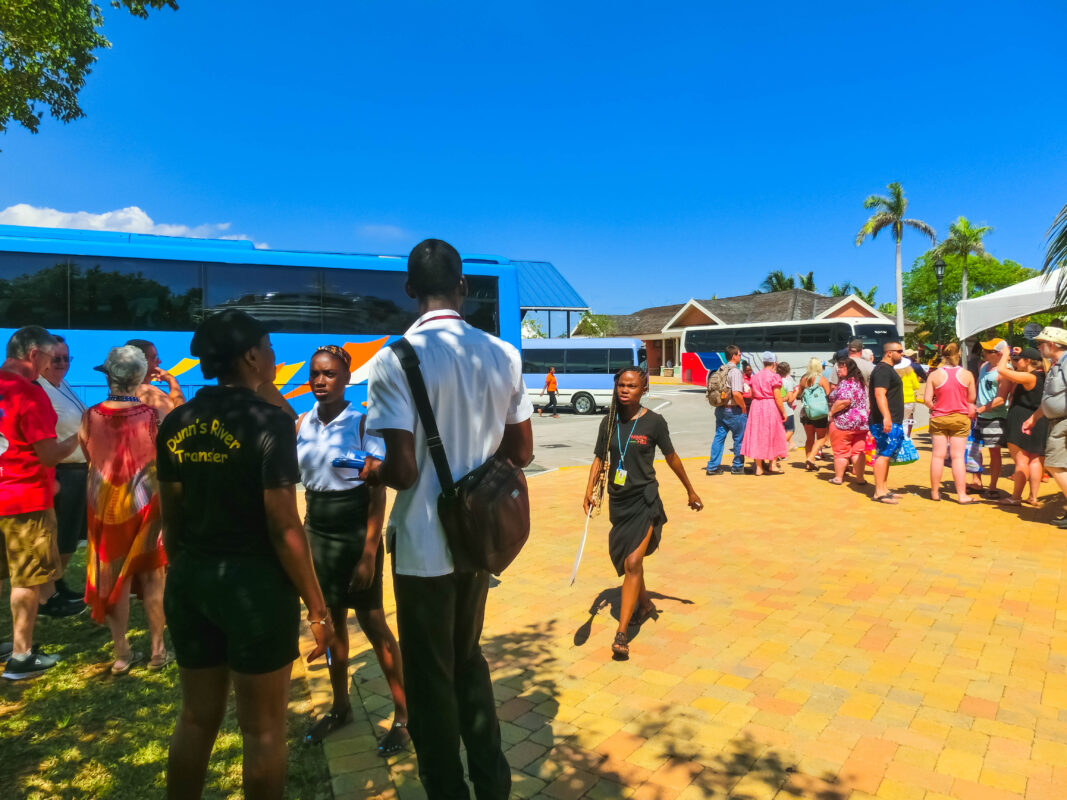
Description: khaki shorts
xmin=929 ymin=413 xmax=971 ymax=439
xmin=0 ymin=509 xmax=60 ymax=588
xmin=1046 ymin=418 xmax=1067 ymax=470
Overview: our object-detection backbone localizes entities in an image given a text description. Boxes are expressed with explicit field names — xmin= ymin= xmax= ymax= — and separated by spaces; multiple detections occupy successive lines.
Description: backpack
xmin=706 ymin=364 xmax=733 ymax=407
xmin=801 ymin=377 xmax=829 ymax=420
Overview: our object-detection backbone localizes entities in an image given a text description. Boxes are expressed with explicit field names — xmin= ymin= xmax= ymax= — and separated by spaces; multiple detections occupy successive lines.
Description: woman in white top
xmin=296 ymin=345 xmax=409 ymax=754
xmin=35 ymin=335 xmax=88 ymax=604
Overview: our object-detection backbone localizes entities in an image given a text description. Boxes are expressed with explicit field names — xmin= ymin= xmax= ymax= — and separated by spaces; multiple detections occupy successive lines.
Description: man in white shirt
xmin=363 ymin=239 xmax=533 ymax=799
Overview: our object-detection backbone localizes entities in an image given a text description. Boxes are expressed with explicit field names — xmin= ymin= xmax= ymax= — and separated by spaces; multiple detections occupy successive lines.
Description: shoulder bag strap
xmin=389 ymin=338 xmax=456 ymax=495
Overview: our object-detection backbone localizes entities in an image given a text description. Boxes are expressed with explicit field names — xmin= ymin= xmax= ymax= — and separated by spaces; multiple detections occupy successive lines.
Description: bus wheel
xmin=572 ymin=393 xmax=596 ymax=415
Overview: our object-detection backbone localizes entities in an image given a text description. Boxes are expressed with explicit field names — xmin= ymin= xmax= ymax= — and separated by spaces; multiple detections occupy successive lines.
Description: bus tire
xmin=572 ymin=392 xmax=596 ymax=415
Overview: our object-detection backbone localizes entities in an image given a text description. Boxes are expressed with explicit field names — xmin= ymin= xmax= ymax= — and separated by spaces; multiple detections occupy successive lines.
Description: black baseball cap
xmin=1018 ymin=347 xmax=1042 ymax=361
xmin=191 ymin=310 xmax=271 ymax=379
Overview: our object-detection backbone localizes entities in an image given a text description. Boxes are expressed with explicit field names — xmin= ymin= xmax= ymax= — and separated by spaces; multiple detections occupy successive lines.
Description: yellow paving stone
xmin=874 ymin=778 xmax=925 ymax=800
xmin=717 ymin=673 xmax=751 ymax=691
xmin=979 ymin=765 xmax=1028 ymax=794
xmin=933 ymin=748 xmax=984 ymax=782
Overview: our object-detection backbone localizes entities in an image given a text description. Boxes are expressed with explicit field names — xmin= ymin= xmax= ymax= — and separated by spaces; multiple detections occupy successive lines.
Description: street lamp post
xmin=934 ymin=257 xmax=947 ymax=346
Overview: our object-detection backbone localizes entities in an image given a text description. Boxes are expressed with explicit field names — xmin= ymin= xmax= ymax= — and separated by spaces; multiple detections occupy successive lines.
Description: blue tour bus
xmin=0 ymin=224 xmax=522 ymax=413
xmin=522 ymin=337 xmax=645 ymax=415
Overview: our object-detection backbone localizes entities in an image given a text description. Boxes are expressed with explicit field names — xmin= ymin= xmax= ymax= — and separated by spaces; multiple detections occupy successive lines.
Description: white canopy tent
xmin=955 ymin=268 xmax=1065 ymax=340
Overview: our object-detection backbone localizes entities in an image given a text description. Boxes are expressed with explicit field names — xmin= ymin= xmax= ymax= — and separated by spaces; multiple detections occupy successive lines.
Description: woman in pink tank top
xmin=923 ymin=343 xmax=977 ymax=503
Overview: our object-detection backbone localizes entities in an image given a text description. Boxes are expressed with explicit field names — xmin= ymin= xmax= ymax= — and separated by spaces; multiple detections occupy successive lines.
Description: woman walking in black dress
xmin=997 ymin=347 xmax=1049 ymax=507
xmin=583 ymin=367 xmax=702 ymax=661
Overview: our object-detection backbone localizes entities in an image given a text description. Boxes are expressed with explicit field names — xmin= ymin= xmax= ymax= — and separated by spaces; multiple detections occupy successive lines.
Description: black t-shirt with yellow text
xmin=157 ymin=386 xmax=299 ymax=558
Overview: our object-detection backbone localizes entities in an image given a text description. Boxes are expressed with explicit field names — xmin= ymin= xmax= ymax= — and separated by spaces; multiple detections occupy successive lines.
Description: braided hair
xmin=591 ymin=366 xmax=648 ymax=515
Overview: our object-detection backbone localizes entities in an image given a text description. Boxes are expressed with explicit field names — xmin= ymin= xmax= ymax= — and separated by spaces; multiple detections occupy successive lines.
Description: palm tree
xmin=855 ymin=182 xmax=936 ymax=335
xmin=795 ymin=271 xmax=816 ymax=291
xmin=828 ymin=281 xmax=878 ymax=305
xmin=759 ymin=270 xmax=795 ymax=293
xmin=1041 ymin=202 xmax=1067 ymax=303
xmin=933 ymin=216 xmax=993 ymax=302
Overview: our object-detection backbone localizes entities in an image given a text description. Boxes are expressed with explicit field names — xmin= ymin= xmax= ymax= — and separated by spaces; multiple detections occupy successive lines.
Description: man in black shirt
xmin=869 ymin=341 xmax=906 ymax=504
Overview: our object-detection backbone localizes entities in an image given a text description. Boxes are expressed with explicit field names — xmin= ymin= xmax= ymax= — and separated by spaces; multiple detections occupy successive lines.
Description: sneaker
xmin=705 ymin=467 xmax=723 ymax=476
xmin=0 ymin=641 xmax=11 ymax=661
xmin=38 ymin=592 xmax=85 ymax=618
xmin=2 ymin=650 xmax=59 ymax=680
xmin=730 ymin=467 xmax=745 ymax=475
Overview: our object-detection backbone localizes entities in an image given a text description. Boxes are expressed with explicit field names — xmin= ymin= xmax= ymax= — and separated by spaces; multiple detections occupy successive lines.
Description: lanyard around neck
xmin=417 ymin=312 xmax=463 ymax=328
xmin=616 ymin=410 xmax=643 ymax=463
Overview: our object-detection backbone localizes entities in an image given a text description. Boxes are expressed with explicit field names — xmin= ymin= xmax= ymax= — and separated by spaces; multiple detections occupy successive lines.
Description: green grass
xmin=0 ymin=548 xmax=331 ymax=799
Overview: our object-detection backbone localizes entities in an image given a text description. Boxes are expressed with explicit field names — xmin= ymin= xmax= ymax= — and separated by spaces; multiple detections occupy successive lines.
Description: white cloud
xmin=357 ymin=223 xmax=407 ymax=240
xmin=0 ymin=203 xmax=267 ymax=248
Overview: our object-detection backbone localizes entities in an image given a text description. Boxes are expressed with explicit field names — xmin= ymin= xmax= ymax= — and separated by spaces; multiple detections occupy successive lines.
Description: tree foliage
xmin=0 ymin=0 xmax=177 ymax=136
xmin=520 ymin=317 xmax=546 ymax=339
xmin=827 ymin=282 xmax=878 ymax=305
xmin=572 ymin=312 xmax=617 ymax=337
xmin=758 ymin=270 xmax=795 ymax=293
xmin=1041 ymin=201 xmax=1067 ymax=303
xmin=903 ymin=251 xmax=1037 ymax=342
xmin=795 ymin=271 xmax=816 ymax=291
xmin=932 ymin=216 xmax=993 ymax=301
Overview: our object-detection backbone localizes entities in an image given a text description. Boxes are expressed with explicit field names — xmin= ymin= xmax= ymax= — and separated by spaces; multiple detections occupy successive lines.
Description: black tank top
xmin=1012 ymin=371 xmax=1045 ymax=412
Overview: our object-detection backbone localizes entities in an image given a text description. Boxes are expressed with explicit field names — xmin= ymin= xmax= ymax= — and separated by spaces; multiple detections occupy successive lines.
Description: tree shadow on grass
xmin=0 ymin=558 xmax=330 ymax=799
xmin=572 ymin=587 xmax=693 ymax=647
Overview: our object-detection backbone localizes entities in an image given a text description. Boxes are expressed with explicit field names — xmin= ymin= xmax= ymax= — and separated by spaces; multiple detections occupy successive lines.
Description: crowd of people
xmin=0 ymin=239 xmax=536 ymax=799
xmin=7 ymin=237 xmax=1067 ymax=798
xmin=703 ymin=330 xmax=1067 ymax=519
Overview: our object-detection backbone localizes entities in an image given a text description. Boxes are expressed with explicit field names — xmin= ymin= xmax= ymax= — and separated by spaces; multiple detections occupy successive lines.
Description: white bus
xmin=680 ymin=319 xmax=900 ymax=384
xmin=522 ymin=337 xmax=645 ymax=414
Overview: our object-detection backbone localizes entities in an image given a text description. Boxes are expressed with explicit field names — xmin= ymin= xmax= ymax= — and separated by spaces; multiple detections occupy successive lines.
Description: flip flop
xmin=377 ymin=722 xmax=410 ymax=757
xmin=305 ymin=707 xmax=353 ymax=744
xmin=148 ymin=651 xmax=174 ymax=671
xmin=997 ymin=498 xmax=1023 ymax=507
xmin=110 ymin=651 xmax=144 ymax=676
xmin=872 ymin=495 xmax=899 ymax=505
xmin=829 ymin=478 xmax=844 ymax=485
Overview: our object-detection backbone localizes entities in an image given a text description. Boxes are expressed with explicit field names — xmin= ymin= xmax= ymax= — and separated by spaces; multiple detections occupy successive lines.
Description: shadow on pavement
xmin=572 ymin=587 xmax=693 ymax=647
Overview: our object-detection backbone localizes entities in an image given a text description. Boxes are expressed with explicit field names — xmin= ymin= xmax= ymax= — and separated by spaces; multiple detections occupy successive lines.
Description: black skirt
xmin=607 ymin=483 xmax=667 ymax=577
xmin=305 ymin=485 xmax=384 ymax=611
xmin=1005 ymin=404 xmax=1048 ymax=455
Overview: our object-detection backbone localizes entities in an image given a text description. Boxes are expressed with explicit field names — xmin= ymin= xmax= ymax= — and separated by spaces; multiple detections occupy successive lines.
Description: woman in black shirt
xmin=158 ymin=310 xmax=334 ymax=798
xmin=583 ymin=367 xmax=703 ymax=661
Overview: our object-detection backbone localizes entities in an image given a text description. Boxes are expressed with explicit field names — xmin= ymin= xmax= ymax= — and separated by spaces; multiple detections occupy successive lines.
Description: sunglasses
xmin=51 ymin=356 xmax=73 ymax=364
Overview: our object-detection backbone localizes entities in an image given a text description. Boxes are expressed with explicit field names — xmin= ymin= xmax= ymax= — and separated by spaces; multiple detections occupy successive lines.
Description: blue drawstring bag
xmin=892 ymin=437 xmax=919 ymax=465
xmin=965 ymin=427 xmax=983 ymax=474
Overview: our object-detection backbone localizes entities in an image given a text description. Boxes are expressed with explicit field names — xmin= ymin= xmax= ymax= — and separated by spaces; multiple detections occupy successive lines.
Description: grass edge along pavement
xmin=319 ymin=450 xmax=1067 ymax=799
xmin=0 ymin=546 xmax=332 ymax=800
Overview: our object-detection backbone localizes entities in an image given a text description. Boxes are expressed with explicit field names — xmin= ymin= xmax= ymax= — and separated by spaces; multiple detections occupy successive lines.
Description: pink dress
xmin=741 ymin=368 xmax=788 ymax=460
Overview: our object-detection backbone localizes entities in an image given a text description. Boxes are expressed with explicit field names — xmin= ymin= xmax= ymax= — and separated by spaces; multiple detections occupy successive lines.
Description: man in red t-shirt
xmin=1 ymin=326 xmax=80 ymax=680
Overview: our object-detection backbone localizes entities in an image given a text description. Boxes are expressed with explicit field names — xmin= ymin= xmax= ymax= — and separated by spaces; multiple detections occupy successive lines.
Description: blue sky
xmin=2 ymin=1 xmax=1065 ymax=314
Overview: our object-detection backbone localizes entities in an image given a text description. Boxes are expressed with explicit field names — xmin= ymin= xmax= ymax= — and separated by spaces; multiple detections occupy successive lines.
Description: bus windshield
xmin=852 ymin=323 xmax=901 ymax=357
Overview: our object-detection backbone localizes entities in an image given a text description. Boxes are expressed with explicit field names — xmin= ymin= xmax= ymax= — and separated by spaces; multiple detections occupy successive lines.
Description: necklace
xmin=106 ymin=394 xmax=140 ymax=403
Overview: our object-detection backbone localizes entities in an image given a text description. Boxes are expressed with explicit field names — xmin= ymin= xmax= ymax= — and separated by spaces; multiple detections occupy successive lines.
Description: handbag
xmin=390 ymin=339 xmax=530 ymax=575
xmin=891 ymin=437 xmax=919 ymax=465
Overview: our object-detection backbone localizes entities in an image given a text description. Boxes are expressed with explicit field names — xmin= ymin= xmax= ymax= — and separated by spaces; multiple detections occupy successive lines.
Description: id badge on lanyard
xmin=613 ymin=413 xmax=641 ymax=488
xmin=613 ymin=467 xmax=628 ymax=486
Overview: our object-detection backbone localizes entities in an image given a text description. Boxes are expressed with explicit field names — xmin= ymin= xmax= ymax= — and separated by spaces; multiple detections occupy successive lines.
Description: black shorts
xmin=799 ymin=413 xmax=829 ymax=431
xmin=54 ymin=464 xmax=88 ymax=554
xmin=306 ymin=487 xmax=384 ymax=611
xmin=164 ymin=552 xmax=300 ymax=674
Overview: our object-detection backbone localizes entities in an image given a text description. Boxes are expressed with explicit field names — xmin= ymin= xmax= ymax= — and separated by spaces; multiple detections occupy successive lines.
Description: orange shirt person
xmin=539 ymin=367 xmax=559 ymax=418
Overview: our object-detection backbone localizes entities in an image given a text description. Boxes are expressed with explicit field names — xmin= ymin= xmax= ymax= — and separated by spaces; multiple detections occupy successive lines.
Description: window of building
xmin=0 ymin=251 xmax=70 ymax=329
xmin=69 ymin=255 xmax=202 ymax=330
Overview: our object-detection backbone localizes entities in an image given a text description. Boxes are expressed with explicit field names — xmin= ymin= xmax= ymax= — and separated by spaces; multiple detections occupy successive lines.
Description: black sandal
xmin=377 ymin=721 xmax=410 ymax=757
xmin=305 ymin=707 xmax=353 ymax=744
xmin=611 ymin=631 xmax=630 ymax=661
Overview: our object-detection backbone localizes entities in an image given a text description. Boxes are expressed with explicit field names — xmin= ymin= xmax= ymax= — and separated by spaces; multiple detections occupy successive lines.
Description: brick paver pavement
xmin=299 ymin=448 xmax=1067 ymax=800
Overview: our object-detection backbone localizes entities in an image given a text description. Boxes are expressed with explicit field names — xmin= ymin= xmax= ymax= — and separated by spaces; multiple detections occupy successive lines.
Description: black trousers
xmin=54 ymin=464 xmax=88 ymax=555
xmin=393 ymin=569 xmax=510 ymax=800
xmin=545 ymin=392 xmax=557 ymax=415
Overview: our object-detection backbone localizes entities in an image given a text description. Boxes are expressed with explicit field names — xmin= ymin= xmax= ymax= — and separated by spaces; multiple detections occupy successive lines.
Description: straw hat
xmin=1034 ymin=327 xmax=1067 ymax=348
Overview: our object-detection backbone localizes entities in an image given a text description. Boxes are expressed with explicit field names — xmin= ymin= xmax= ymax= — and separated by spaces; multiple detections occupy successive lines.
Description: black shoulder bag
xmin=390 ymin=339 xmax=530 ymax=575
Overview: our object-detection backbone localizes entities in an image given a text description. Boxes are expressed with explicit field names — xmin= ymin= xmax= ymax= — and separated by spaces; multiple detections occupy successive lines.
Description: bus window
xmin=523 ymin=348 xmax=565 ymax=374
xmin=322 ymin=268 xmax=418 ymax=335
xmin=565 ymin=348 xmax=611 ymax=374
xmin=205 ymin=263 xmax=322 ymax=333
xmin=609 ymin=348 xmax=636 ymax=372
xmin=0 ymin=251 xmax=70 ymax=329
xmin=853 ymin=323 xmax=900 ymax=357
xmin=462 ymin=275 xmax=500 ymax=336
xmin=69 ymin=255 xmax=202 ymax=330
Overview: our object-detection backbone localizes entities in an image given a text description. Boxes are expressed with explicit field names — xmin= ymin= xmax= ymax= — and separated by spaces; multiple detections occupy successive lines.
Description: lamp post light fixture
xmin=934 ymin=256 xmax=947 ymax=346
